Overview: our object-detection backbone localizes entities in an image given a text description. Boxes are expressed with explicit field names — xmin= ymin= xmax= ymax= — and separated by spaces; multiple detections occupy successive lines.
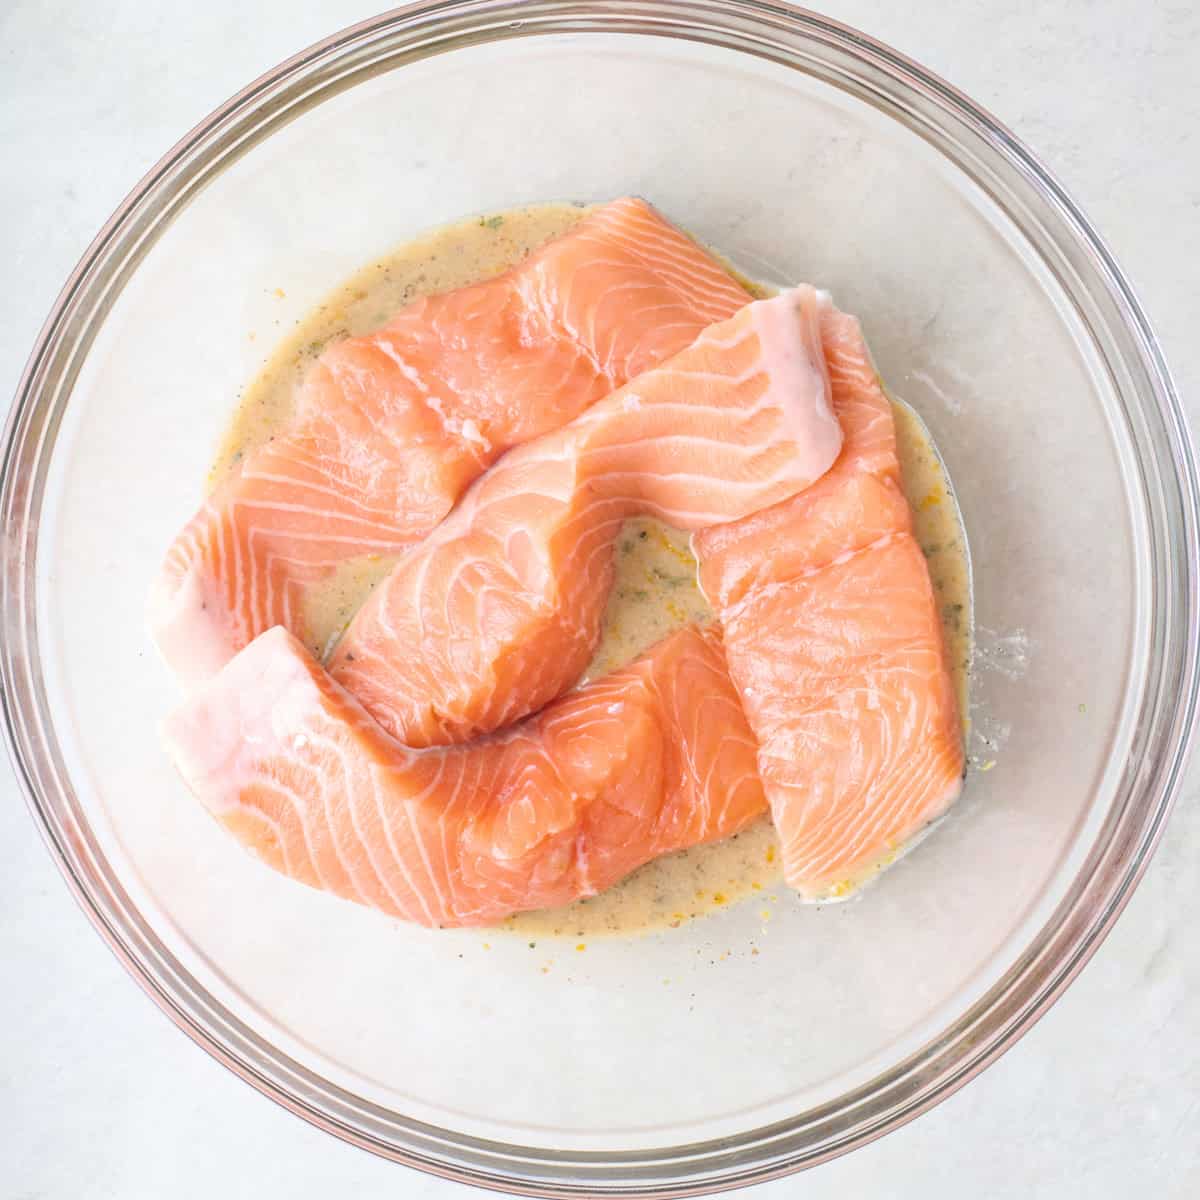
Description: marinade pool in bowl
xmin=3 ymin=2 xmax=1196 ymax=1194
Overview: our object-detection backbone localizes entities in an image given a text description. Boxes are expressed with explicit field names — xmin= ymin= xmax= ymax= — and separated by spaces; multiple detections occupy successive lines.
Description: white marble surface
xmin=1 ymin=1 xmax=1197 ymax=1195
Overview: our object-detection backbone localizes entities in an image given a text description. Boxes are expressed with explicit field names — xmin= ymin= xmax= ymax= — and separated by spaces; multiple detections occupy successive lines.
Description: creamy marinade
xmin=212 ymin=203 xmax=972 ymax=937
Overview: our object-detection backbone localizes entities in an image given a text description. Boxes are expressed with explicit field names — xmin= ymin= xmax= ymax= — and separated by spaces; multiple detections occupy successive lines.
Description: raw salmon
xmin=329 ymin=288 xmax=842 ymax=747
xmin=163 ymin=624 xmax=766 ymax=927
xmin=149 ymin=198 xmax=750 ymax=687
xmin=694 ymin=306 xmax=964 ymax=898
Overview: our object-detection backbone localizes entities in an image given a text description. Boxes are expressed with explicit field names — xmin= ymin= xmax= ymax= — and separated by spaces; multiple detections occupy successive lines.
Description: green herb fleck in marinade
xmin=651 ymin=567 xmax=691 ymax=588
xmin=479 ymin=215 xmax=505 ymax=230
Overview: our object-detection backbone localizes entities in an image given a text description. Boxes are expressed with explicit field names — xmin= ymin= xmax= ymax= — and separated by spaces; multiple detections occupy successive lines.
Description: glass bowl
xmin=4 ymin=1 xmax=1197 ymax=1194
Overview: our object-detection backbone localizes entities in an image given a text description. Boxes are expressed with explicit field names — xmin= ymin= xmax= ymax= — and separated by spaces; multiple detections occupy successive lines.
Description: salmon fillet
xmin=149 ymin=198 xmax=750 ymax=686
xmin=163 ymin=625 xmax=766 ymax=927
xmin=695 ymin=307 xmax=964 ymax=898
xmin=328 ymin=288 xmax=842 ymax=747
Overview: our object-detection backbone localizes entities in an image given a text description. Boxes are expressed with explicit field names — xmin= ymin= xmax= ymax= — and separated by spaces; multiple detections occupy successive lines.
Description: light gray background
xmin=1 ymin=1 xmax=1197 ymax=1195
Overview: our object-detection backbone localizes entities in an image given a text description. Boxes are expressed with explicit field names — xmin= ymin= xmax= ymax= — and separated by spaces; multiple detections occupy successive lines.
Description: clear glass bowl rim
xmin=3 ymin=1 xmax=1197 ymax=1195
